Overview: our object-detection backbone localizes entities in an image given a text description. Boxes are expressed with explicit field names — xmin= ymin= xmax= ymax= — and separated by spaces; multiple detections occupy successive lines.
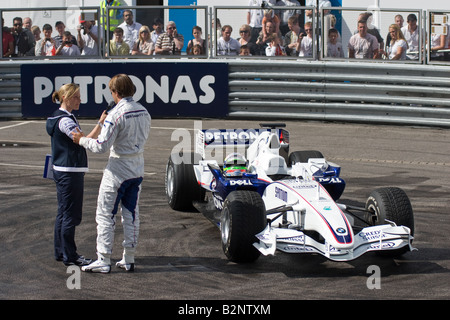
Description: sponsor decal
xmin=229 ymin=180 xmax=253 ymax=186
xmin=291 ymin=183 xmax=317 ymax=189
xmin=21 ymin=63 xmax=228 ymax=118
xmin=279 ymin=245 xmax=316 ymax=253
xmin=279 ymin=235 xmax=305 ymax=243
xmin=274 ymin=186 xmax=288 ymax=202
xmin=203 ymin=128 xmax=281 ymax=146
xmin=369 ymin=242 xmax=396 ymax=250
xmin=213 ymin=194 xmax=223 ymax=210
xmin=319 ymin=177 xmax=343 ymax=183
xmin=359 ymin=230 xmax=386 ymax=241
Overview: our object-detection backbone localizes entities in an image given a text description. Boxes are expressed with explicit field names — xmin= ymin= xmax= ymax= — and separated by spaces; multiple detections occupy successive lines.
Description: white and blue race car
xmin=165 ymin=123 xmax=415 ymax=263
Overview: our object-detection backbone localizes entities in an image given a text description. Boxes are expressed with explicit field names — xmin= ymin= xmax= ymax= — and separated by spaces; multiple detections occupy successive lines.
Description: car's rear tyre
xmin=221 ymin=191 xmax=267 ymax=263
xmin=165 ymin=152 xmax=204 ymax=211
xmin=365 ymin=187 xmax=414 ymax=257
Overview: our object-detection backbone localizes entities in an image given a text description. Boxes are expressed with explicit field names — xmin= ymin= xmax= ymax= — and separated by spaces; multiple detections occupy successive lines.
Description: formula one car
xmin=165 ymin=123 xmax=415 ymax=263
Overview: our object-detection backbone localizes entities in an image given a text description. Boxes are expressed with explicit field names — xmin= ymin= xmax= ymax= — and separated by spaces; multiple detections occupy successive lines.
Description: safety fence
xmin=1 ymin=5 xmax=449 ymax=126
xmin=1 ymin=6 xmax=450 ymax=64
xmin=227 ymin=59 xmax=450 ymax=127
xmin=1 ymin=59 xmax=450 ymax=127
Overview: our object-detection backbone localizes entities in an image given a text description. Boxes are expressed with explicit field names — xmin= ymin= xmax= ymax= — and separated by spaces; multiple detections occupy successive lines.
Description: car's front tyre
xmin=365 ymin=187 xmax=414 ymax=256
xmin=221 ymin=190 xmax=267 ymax=263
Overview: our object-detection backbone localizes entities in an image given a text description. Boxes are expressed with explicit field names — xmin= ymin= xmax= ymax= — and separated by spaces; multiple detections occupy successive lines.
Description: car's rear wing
xmin=195 ymin=124 xmax=289 ymax=160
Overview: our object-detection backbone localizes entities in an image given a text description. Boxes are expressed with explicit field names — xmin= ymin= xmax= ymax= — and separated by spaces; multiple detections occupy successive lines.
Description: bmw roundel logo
xmin=336 ymin=228 xmax=346 ymax=234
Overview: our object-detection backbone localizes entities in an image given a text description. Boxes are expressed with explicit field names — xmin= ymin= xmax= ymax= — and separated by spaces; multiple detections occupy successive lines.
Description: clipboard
xmin=43 ymin=154 xmax=54 ymax=179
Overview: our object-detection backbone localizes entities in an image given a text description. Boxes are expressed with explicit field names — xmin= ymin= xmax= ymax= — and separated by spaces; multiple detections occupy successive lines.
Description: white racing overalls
xmin=79 ymin=97 xmax=151 ymax=261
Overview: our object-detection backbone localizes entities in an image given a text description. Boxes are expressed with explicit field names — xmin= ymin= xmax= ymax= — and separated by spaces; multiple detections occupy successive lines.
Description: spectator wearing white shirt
xmin=384 ymin=24 xmax=407 ymax=60
xmin=327 ymin=28 xmax=344 ymax=58
xmin=217 ymin=25 xmax=241 ymax=56
xmin=348 ymin=20 xmax=379 ymax=59
xmin=401 ymin=14 xmax=419 ymax=60
xmin=305 ymin=0 xmax=331 ymax=23
xmin=35 ymin=24 xmax=57 ymax=56
xmin=55 ymin=31 xmax=81 ymax=56
xmin=77 ymin=18 xmax=99 ymax=56
xmin=297 ymin=22 xmax=313 ymax=57
xmin=118 ymin=10 xmax=142 ymax=53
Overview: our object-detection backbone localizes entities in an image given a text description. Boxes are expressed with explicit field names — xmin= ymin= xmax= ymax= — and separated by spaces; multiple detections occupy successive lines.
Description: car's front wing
xmin=253 ymin=224 xmax=415 ymax=262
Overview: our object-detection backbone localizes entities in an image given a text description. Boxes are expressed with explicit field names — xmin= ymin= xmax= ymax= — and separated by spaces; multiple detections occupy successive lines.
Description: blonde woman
xmin=31 ymin=25 xmax=41 ymax=42
xmin=131 ymin=25 xmax=154 ymax=56
xmin=46 ymin=83 xmax=106 ymax=267
xmin=385 ymin=24 xmax=407 ymax=60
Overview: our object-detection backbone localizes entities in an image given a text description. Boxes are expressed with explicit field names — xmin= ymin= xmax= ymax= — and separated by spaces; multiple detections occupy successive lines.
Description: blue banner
xmin=21 ymin=62 xmax=229 ymax=118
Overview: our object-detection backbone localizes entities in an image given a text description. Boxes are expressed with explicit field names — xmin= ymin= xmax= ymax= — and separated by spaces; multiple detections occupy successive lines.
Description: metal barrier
xmin=1 ymin=59 xmax=450 ymax=127
xmin=227 ymin=59 xmax=450 ymax=127
xmin=0 ymin=63 xmax=21 ymax=118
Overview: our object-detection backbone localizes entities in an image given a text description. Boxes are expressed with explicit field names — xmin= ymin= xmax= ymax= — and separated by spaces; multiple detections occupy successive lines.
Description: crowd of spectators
xmin=1 ymin=1 xmax=450 ymax=62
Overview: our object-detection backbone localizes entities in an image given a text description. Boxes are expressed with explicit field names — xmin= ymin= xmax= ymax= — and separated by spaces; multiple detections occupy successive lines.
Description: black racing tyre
xmin=365 ymin=187 xmax=414 ymax=256
xmin=165 ymin=152 xmax=204 ymax=211
xmin=289 ymin=150 xmax=324 ymax=166
xmin=221 ymin=191 xmax=267 ymax=263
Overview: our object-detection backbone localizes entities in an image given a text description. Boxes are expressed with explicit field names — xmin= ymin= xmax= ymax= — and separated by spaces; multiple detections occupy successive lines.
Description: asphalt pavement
xmin=1 ymin=118 xmax=449 ymax=305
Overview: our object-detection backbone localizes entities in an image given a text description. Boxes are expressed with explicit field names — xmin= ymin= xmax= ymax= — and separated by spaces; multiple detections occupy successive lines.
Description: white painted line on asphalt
xmin=0 ymin=121 xmax=36 ymax=130
xmin=0 ymin=163 xmax=155 ymax=176
xmin=331 ymin=157 xmax=449 ymax=167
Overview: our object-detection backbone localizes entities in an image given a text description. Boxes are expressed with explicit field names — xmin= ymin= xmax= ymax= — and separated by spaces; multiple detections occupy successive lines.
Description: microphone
xmin=106 ymin=101 xmax=116 ymax=114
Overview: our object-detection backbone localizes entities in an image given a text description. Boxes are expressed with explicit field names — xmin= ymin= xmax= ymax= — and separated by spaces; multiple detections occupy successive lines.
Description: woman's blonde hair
xmin=389 ymin=24 xmax=407 ymax=44
xmin=138 ymin=25 xmax=151 ymax=42
xmin=52 ymin=83 xmax=80 ymax=104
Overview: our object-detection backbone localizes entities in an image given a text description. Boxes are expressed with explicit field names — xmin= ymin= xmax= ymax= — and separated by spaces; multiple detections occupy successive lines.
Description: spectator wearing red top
xmin=2 ymin=18 xmax=14 ymax=57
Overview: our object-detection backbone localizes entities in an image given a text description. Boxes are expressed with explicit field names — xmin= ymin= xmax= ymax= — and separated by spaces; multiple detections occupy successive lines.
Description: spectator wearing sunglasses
xmin=237 ymin=24 xmax=258 ymax=56
xmin=11 ymin=17 xmax=35 ymax=56
xmin=155 ymin=21 xmax=184 ymax=55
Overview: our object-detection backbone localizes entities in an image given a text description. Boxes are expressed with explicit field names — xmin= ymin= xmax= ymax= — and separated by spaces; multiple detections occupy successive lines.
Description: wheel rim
xmin=166 ymin=164 xmax=174 ymax=198
xmin=221 ymin=206 xmax=230 ymax=245
xmin=366 ymin=201 xmax=381 ymax=225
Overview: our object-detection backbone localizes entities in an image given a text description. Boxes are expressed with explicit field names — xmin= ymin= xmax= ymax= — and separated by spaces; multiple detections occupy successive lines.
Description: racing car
xmin=165 ymin=123 xmax=415 ymax=263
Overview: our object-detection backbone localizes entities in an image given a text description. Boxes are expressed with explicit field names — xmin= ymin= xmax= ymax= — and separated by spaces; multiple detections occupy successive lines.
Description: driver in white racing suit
xmin=72 ymin=74 xmax=151 ymax=273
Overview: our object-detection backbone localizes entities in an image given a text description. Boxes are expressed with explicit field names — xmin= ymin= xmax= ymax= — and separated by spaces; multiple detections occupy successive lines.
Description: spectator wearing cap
xmin=77 ymin=17 xmax=99 ymax=56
